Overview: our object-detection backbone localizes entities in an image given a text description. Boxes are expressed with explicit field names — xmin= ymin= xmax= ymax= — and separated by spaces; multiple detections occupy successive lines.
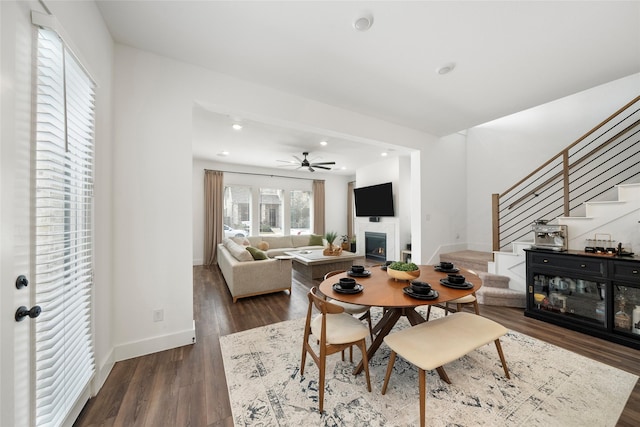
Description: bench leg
xmin=381 ymin=351 xmax=397 ymax=395
xmin=494 ymin=338 xmax=510 ymax=379
xmin=435 ymin=366 xmax=451 ymax=384
xmin=419 ymin=368 xmax=426 ymax=427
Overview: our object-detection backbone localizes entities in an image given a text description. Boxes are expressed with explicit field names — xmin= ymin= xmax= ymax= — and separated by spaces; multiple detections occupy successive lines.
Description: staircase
xmin=439 ymin=250 xmax=526 ymax=308
xmin=491 ymin=183 xmax=640 ymax=293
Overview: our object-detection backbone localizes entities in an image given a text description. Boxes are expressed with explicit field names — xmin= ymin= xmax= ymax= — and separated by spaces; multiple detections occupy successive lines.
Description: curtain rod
xmin=205 ymin=169 xmax=323 ymax=182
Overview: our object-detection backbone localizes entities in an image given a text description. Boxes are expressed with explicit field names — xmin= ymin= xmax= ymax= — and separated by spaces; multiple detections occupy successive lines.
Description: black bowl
xmin=447 ymin=274 xmax=466 ymax=284
xmin=410 ymin=281 xmax=432 ymax=294
xmin=439 ymin=262 xmax=454 ymax=270
xmin=339 ymin=277 xmax=357 ymax=289
xmin=351 ymin=265 xmax=365 ymax=274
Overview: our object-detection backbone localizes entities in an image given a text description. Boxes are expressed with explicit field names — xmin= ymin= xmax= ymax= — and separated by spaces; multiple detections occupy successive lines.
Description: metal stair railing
xmin=492 ymin=95 xmax=640 ymax=252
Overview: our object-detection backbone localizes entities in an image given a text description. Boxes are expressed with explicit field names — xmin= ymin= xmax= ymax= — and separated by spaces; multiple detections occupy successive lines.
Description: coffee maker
xmin=531 ymin=220 xmax=568 ymax=252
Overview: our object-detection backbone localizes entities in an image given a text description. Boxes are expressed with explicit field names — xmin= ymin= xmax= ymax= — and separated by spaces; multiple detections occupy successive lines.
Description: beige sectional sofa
xmin=217 ymin=235 xmax=324 ymax=302
xmin=246 ymin=234 xmax=324 ymax=257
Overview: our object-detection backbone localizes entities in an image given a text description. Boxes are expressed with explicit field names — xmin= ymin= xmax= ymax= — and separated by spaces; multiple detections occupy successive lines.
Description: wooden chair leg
xmin=419 ymin=368 xmax=426 ymax=427
xmin=318 ymin=351 xmax=326 ymax=413
xmin=357 ymin=338 xmax=372 ymax=392
xmin=473 ymin=298 xmax=480 ymax=314
xmin=381 ymin=351 xmax=397 ymax=395
xmin=494 ymin=338 xmax=510 ymax=379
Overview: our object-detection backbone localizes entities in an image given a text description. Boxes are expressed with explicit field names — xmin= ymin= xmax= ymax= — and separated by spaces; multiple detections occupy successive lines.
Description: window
xmin=290 ymin=190 xmax=311 ymax=235
xmin=223 ymin=185 xmax=251 ymax=235
xmin=223 ymin=183 xmax=313 ymax=236
xmin=260 ymin=188 xmax=284 ymax=234
xmin=34 ymin=28 xmax=95 ymax=427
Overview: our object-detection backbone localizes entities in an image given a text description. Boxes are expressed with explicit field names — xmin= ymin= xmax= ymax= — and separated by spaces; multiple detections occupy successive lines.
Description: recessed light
xmin=218 ymin=151 xmax=229 ymax=157
xmin=436 ymin=63 xmax=456 ymax=75
xmin=320 ymin=140 xmax=328 ymax=146
xmin=381 ymin=152 xmax=388 ymax=157
xmin=353 ymin=15 xmax=373 ymax=31
xmin=232 ymin=123 xmax=243 ymax=130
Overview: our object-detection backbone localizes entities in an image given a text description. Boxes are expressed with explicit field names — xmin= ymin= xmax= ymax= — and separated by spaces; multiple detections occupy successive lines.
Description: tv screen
xmin=354 ymin=182 xmax=395 ymax=217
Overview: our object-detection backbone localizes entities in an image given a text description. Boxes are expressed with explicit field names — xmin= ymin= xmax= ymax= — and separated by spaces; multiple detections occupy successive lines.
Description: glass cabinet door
xmin=531 ymin=273 xmax=606 ymax=326
xmin=612 ymin=285 xmax=640 ymax=335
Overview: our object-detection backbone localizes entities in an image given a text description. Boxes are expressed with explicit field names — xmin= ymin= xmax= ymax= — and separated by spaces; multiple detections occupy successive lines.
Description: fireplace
xmin=365 ymin=232 xmax=387 ymax=262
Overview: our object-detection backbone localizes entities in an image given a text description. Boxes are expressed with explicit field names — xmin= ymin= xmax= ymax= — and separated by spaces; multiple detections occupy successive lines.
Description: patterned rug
xmin=219 ymin=307 xmax=637 ymax=426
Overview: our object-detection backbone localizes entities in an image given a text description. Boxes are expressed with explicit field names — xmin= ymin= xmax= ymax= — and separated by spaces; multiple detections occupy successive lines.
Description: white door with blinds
xmin=34 ymin=27 xmax=96 ymax=427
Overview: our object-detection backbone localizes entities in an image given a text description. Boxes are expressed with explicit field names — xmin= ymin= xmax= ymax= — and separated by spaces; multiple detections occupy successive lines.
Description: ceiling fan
xmin=277 ymin=152 xmax=336 ymax=172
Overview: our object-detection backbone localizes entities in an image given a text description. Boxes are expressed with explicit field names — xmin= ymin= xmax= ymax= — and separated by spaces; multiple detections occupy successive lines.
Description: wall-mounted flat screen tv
xmin=354 ymin=182 xmax=395 ymax=217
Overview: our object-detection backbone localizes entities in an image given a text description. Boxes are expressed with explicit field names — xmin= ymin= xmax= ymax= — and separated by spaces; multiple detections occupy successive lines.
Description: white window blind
xmin=34 ymin=27 xmax=95 ymax=427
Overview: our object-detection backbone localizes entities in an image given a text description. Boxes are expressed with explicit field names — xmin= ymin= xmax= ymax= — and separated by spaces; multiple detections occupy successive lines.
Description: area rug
xmin=219 ymin=307 xmax=637 ymax=426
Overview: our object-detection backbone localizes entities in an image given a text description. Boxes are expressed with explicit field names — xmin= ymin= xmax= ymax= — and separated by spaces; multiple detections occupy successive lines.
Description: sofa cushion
xmin=308 ymin=234 xmax=324 ymax=246
xmin=257 ymin=241 xmax=270 ymax=251
xmin=246 ymin=246 xmax=268 ymax=260
xmin=259 ymin=235 xmax=294 ymax=249
xmin=291 ymin=234 xmax=311 ymax=247
xmin=224 ymin=239 xmax=254 ymax=262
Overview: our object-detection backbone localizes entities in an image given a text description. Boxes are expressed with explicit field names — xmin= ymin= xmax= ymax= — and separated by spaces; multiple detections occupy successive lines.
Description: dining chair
xmin=300 ymin=287 xmax=372 ymax=413
xmin=323 ymin=270 xmax=373 ymax=342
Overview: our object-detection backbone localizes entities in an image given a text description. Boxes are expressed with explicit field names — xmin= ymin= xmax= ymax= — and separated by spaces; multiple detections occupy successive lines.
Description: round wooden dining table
xmin=319 ymin=264 xmax=482 ymax=376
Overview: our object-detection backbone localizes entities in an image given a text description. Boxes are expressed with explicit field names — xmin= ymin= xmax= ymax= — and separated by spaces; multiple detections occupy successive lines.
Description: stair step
xmin=478 ymin=272 xmax=510 ymax=289
xmin=440 ymin=250 xmax=493 ymax=273
xmin=476 ymin=286 xmax=526 ymax=308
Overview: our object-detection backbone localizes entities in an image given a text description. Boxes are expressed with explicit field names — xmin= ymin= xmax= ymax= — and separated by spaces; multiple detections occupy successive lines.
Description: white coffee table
xmin=284 ymin=249 xmax=363 ymax=279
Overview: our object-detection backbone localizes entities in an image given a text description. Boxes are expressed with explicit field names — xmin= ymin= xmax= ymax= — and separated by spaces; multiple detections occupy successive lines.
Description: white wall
xmin=465 ymin=73 xmax=640 ymax=251
xmin=112 ymin=42 xmax=436 ymax=361
xmin=415 ymin=133 xmax=468 ymax=264
xmin=192 ymin=158 xmax=354 ymax=265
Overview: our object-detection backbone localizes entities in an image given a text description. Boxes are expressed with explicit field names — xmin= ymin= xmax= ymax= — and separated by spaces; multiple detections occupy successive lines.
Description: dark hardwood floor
xmin=74 ymin=264 xmax=640 ymax=426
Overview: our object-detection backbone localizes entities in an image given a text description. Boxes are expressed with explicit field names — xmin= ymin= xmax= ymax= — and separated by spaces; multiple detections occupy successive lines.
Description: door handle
xmin=15 ymin=305 xmax=42 ymax=322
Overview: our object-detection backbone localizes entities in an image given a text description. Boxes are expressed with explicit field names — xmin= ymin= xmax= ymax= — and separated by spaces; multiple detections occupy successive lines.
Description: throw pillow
xmin=246 ymin=246 xmax=268 ymax=260
xmin=257 ymin=241 xmax=269 ymax=251
xmin=232 ymin=236 xmax=250 ymax=246
xmin=226 ymin=239 xmax=253 ymax=262
xmin=309 ymin=234 xmax=323 ymax=246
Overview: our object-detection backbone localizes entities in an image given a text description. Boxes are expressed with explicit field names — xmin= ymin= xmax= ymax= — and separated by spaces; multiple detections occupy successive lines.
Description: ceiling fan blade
xmin=277 ymin=159 xmax=296 ymax=163
xmin=310 ymin=161 xmax=336 ymax=166
xmin=308 ymin=166 xmax=315 ymax=172
xmin=313 ymin=165 xmax=331 ymax=170
xmin=292 ymin=155 xmax=303 ymax=163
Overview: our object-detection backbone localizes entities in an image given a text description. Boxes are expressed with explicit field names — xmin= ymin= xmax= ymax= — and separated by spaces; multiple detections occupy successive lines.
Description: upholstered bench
xmin=381 ymin=312 xmax=510 ymax=427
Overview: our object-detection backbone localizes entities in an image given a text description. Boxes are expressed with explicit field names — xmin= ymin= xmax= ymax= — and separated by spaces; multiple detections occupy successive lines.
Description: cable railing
xmin=492 ymin=95 xmax=640 ymax=251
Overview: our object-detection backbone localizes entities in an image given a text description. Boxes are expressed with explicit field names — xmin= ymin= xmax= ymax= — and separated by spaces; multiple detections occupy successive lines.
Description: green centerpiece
xmin=387 ymin=261 xmax=420 ymax=281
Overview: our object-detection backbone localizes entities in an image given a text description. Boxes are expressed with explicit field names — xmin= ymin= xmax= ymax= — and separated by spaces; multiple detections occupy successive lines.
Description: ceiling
xmin=96 ymin=1 xmax=640 ymax=174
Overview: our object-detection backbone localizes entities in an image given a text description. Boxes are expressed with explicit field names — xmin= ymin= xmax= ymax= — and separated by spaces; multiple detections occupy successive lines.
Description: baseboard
xmin=193 ymin=258 xmax=204 ymax=266
xmin=92 ymin=348 xmax=115 ymax=396
xmin=113 ymin=320 xmax=196 ymax=362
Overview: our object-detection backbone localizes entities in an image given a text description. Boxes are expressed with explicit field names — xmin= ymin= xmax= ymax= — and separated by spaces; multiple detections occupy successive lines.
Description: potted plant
xmin=323 ymin=231 xmax=342 ymax=256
